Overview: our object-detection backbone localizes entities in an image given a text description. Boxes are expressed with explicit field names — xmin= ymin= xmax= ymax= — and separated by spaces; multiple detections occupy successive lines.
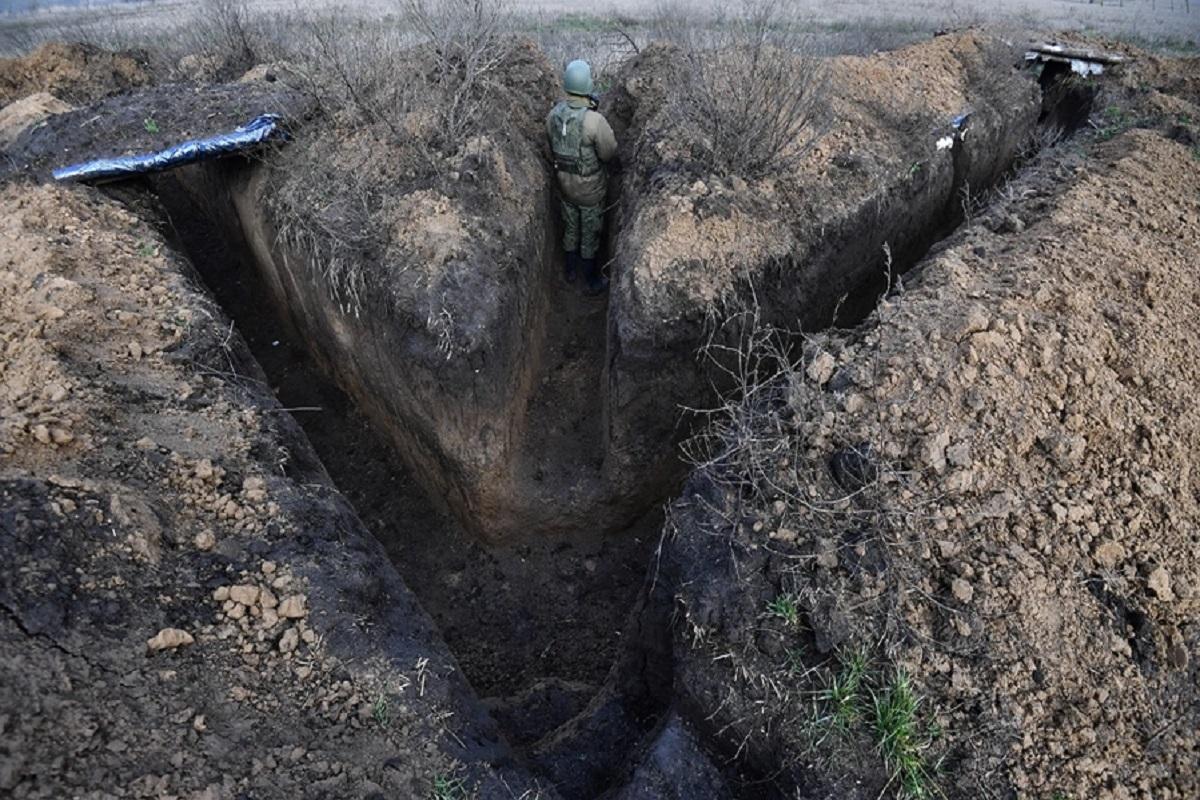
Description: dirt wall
xmin=661 ymin=126 xmax=1200 ymax=798
xmin=0 ymin=181 xmax=550 ymax=799
xmin=600 ymin=32 xmax=1043 ymax=504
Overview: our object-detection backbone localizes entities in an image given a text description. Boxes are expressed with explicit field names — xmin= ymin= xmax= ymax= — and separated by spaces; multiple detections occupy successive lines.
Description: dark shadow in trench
xmin=145 ymin=165 xmax=673 ymax=796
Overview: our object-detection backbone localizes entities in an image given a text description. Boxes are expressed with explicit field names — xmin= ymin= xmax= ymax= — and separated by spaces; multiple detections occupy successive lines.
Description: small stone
xmin=259 ymin=588 xmax=278 ymax=609
xmin=212 ymin=586 xmax=230 ymax=602
xmin=243 ymin=475 xmax=267 ymax=492
xmin=229 ymin=585 xmax=260 ymax=606
xmin=278 ymin=627 xmax=299 ymax=654
xmin=301 ymin=629 xmax=316 ymax=644
xmin=192 ymin=715 xmax=206 ymax=732
xmin=816 ymin=538 xmax=839 ymax=569
xmin=951 ymin=578 xmax=974 ymax=604
xmin=806 ymin=352 xmax=837 ymax=386
xmin=1168 ymin=643 xmax=1189 ymax=670
xmin=946 ymin=442 xmax=971 ymax=469
xmin=261 ymin=608 xmax=279 ymax=629
xmin=923 ymin=430 xmax=951 ymax=472
xmin=129 ymin=340 xmax=143 ymax=360
xmin=50 ymin=427 xmax=74 ymax=445
xmin=31 ymin=424 xmax=52 ymax=444
xmin=772 ymin=528 xmax=798 ymax=543
xmin=194 ymin=530 xmax=216 ymax=551
xmin=227 ymin=603 xmax=246 ymax=620
xmin=1147 ymin=566 xmax=1174 ymax=601
xmin=147 ymin=628 xmax=194 ymax=652
xmin=261 ymin=561 xmax=277 ymax=576
xmin=278 ymin=594 xmax=308 ymax=619
xmin=1093 ymin=540 xmax=1126 ymax=569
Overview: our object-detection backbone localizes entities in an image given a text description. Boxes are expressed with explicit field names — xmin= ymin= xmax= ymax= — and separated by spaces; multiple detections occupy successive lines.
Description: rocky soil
xmin=2 ymin=26 xmax=1200 ymax=800
xmin=658 ymin=58 xmax=1200 ymax=797
xmin=0 ymin=182 xmax=547 ymax=799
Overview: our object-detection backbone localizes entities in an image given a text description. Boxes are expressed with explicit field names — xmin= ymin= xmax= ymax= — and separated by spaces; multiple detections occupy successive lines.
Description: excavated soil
xmin=3 ymin=28 xmax=1200 ymax=800
xmin=0 ymin=41 xmax=151 ymax=107
xmin=0 ymin=183 xmax=546 ymax=799
xmin=659 ymin=74 xmax=1200 ymax=798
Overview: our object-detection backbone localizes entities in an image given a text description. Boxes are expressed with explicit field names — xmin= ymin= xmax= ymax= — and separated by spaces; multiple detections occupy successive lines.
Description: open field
xmin=1 ymin=0 xmax=1198 ymax=57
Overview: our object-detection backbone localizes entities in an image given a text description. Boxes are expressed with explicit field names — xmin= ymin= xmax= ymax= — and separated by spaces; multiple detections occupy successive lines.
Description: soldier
xmin=546 ymin=59 xmax=617 ymax=295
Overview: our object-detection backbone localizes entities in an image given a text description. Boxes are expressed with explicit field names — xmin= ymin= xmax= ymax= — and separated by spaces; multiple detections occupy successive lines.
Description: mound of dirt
xmin=0 ymin=183 xmax=547 ymax=799
xmin=0 ymin=42 xmax=151 ymax=107
xmin=0 ymin=91 xmax=70 ymax=150
xmin=660 ymin=125 xmax=1200 ymax=797
xmin=600 ymin=31 xmax=1043 ymax=515
xmin=224 ymin=39 xmax=588 ymax=540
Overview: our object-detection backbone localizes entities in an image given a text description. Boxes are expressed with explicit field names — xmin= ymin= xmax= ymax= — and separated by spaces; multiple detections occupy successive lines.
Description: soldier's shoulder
xmin=583 ymin=108 xmax=614 ymax=133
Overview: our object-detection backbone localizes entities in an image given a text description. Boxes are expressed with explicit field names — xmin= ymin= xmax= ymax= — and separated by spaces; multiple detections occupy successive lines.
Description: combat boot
xmin=563 ymin=251 xmax=580 ymax=284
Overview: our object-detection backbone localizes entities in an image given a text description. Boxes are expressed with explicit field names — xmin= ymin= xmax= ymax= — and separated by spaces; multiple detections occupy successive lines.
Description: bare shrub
xmin=260 ymin=0 xmax=519 ymax=319
xmin=652 ymin=0 xmax=828 ymax=178
xmin=403 ymin=0 xmax=515 ymax=149
xmin=169 ymin=0 xmax=278 ymax=77
xmin=681 ymin=248 xmax=924 ymax=555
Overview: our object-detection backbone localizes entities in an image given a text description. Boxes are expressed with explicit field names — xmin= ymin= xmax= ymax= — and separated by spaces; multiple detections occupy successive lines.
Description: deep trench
xmin=137 ymin=66 xmax=1089 ymax=796
xmin=145 ymin=165 xmax=682 ymax=796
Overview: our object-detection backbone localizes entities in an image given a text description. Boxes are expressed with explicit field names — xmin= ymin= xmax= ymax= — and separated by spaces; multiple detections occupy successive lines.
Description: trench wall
xmin=600 ymin=37 xmax=1043 ymax=495
xmin=161 ymin=156 xmax=557 ymax=541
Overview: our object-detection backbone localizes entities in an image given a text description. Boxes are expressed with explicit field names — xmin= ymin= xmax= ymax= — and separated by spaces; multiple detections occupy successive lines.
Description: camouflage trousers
xmin=560 ymin=199 xmax=604 ymax=259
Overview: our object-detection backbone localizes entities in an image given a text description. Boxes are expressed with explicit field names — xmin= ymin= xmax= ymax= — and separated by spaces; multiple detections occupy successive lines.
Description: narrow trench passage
xmin=153 ymin=172 xmax=662 ymax=722
xmin=142 ymin=71 xmax=1086 ymax=794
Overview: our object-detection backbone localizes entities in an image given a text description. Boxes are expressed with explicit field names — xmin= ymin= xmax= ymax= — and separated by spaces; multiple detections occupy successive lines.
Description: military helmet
xmin=563 ymin=59 xmax=594 ymax=96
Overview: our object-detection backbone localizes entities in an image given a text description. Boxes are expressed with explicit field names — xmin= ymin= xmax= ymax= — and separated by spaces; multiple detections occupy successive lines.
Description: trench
xmin=129 ymin=60 xmax=1090 ymax=797
xmin=145 ymin=161 xmax=678 ymax=797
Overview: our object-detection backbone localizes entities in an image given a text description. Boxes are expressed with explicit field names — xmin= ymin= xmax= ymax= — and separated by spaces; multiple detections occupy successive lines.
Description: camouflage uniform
xmin=546 ymin=96 xmax=618 ymax=260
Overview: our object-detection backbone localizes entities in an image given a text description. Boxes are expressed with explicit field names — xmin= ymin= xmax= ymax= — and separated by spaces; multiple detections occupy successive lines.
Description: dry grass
xmin=651 ymin=0 xmax=829 ymax=177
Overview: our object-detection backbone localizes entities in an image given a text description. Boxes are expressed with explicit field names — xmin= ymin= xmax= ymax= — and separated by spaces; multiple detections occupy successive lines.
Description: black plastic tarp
xmin=52 ymin=114 xmax=286 ymax=184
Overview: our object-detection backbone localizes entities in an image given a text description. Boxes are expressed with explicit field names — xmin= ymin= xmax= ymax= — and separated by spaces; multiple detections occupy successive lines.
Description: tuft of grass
xmin=1096 ymin=105 xmax=1135 ymax=141
xmin=872 ymin=670 xmax=935 ymax=799
xmin=372 ymin=693 xmax=390 ymax=726
xmin=825 ymin=648 xmax=868 ymax=730
xmin=142 ymin=116 xmax=159 ymax=134
xmin=765 ymin=592 xmax=801 ymax=627
xmin=431 ymin=773 xmax=469 ymax=800
xmin=783 ymin=644 xmax=807 ymax=676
